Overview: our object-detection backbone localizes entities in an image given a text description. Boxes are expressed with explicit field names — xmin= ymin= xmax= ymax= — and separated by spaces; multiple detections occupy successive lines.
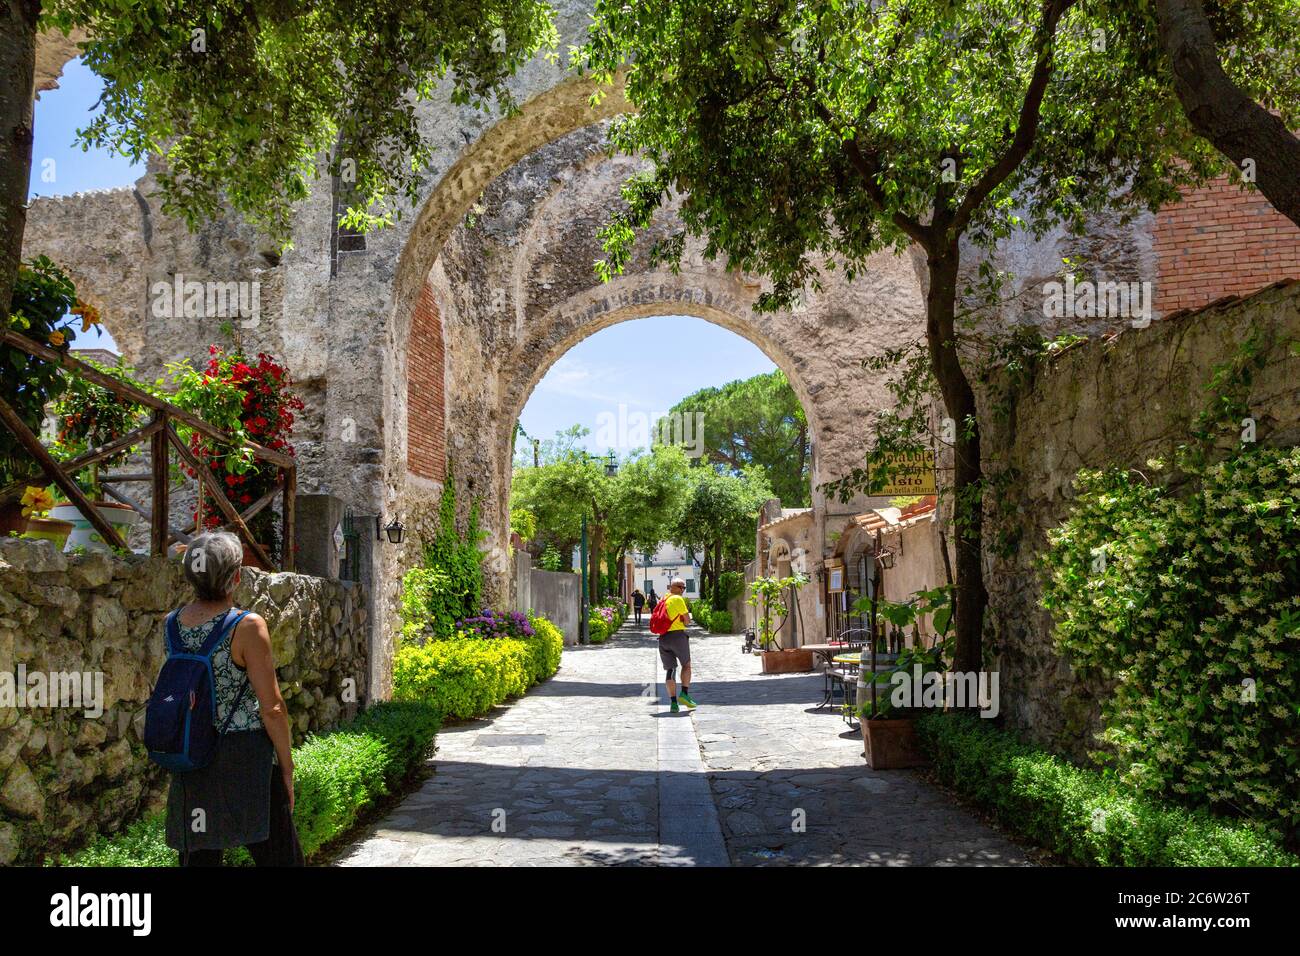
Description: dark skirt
xmin=166 ymin=729 xmax=274 ymax=852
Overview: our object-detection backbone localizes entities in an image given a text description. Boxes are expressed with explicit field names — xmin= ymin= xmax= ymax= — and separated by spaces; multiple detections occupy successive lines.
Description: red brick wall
xmin=1153 ymin=175 xmax=1300 ymax=315
xmin=407 ymin=283 xmax=446 ymax=481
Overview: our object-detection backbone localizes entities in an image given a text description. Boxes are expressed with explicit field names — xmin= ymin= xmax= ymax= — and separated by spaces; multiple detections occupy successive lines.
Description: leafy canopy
xmin=666 ymin=370 xmax=810 ymax=506
xmin=45 ymin=0 xmax=558 ymax=244
xmin=582 ymin=0 xmax=1222 ymax=307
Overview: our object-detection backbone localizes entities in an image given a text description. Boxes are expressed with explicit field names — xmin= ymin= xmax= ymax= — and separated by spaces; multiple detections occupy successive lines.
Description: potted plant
xmin=48 ymin=357 xmax=149 ymax=552
xmin=0 ymin=257 xmax=86 ymax=535
xmin=855 ymin=586 xmax=953 ymax=769
xmin=167 ymin=343 xmax=304 ymax=565
xmin=18 ymin=486 xmax=75 ymax=549
xmin=747 ymin=572 xmax=815 ymax=673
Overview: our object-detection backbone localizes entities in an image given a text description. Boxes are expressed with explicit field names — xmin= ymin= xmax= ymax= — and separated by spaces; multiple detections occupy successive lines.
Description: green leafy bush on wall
xmin=401 ymin=470 xmax=485 ymax=640
xmin=58 ymin=702 xmax=441 ymax=866
xmin=916 ymin=713 xmax=1297 ymax=867
xmin=1042 ymin=449 xmax=1300 ymax=841
xmin=707 ymin=610 xmax=733 ymax=633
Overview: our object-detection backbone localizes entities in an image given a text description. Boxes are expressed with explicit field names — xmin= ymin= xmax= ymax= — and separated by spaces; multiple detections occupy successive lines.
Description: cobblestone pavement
xmin=336 ymin=620 xmax=1030 ymax=866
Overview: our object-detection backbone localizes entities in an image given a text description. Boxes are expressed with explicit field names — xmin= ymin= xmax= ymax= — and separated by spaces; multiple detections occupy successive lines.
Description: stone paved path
xmin=335 ymin=620 xmax=1031 ymax=866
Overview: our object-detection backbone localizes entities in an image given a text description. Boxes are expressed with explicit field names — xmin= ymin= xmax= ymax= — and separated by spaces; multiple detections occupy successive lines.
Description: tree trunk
xmin=1155 ymin=0 xmax=1300 ymax=229
xmin=0 ymin=1 xmax=39 ymax=320
xmin=588 ymin=523 xmax=604 ymax=603
xmin=926 ymin=248 xmax=986 ymax=677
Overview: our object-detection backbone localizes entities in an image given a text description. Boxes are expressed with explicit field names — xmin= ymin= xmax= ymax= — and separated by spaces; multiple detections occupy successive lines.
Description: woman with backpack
xmin=154 ymin=530 xmax=304 ymax=866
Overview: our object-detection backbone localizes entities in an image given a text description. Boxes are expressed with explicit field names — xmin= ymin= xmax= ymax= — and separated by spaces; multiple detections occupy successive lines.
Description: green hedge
xmin=916 ymin=712 xmax=1297 ymax=867
xmin=393 ymin=614 xmax=564 ymax=718
xmin=707 ymin=610 xmax=733 ymax=633
xmin=58 ymin=701 xmax=441 ymax=866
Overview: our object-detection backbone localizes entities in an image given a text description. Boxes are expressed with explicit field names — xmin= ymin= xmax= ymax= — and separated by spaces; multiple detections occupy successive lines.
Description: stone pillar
xmin=293 ymin=494 xmax=345 ymax=579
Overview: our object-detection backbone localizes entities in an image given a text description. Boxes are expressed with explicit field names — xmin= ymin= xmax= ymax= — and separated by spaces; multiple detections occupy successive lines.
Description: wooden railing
xmin=0 ymin=329 xmax=296 ymax=571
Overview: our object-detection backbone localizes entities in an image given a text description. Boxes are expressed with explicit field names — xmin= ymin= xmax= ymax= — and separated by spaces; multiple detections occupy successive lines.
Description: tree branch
xmin=1155 ymin=0 xmax=1300 ymax=229
xmin=948 ymin=0 xmax=1077 ymax=243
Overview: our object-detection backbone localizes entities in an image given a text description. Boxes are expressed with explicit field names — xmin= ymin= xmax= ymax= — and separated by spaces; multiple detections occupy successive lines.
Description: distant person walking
xmin=645 ymin=585 xmax=658 ymax=614
xmin=632 ymin=588 xmax=646 ymax=625
xmin=651 ymin=577 xmax=696 ymax=714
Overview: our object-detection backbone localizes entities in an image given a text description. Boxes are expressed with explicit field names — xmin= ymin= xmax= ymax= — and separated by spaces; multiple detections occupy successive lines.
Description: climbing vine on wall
xmin=399 ymin=462 xmax=485 ymax=640
xmin=1040 ymin=333 xmax=1300 ymax=844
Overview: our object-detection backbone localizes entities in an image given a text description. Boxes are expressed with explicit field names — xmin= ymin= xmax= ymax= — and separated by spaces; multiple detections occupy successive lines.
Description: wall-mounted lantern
xmin=377 ymin=516 xmax=405 ymax=545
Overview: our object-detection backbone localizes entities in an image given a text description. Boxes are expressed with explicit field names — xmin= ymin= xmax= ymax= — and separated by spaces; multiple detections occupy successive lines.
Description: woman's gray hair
xmin=183 ymin=531 xmax=244 ymax=600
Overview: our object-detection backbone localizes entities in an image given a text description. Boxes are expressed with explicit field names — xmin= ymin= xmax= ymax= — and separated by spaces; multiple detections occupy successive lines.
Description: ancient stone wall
xmin=0 ymin=539 xmax=368 ymax=865
xmin=980 ymin=281 xmax=1300 ymax=758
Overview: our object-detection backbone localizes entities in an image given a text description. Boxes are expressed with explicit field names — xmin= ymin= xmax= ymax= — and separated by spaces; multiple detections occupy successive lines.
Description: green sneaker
xmin=670 ymin=700 xmax=680 ymax=713
xmin=679 ymin=691 xmax=697 ymax=709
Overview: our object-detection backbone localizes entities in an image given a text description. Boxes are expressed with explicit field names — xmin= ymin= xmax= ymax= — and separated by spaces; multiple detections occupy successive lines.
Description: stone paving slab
xmin=335 ymin=620 xmax=1031 ymax=867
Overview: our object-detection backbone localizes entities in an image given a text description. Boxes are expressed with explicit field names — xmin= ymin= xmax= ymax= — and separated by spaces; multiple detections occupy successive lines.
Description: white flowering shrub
xmin=1042 ymin=447 xmax=1300 ymax=844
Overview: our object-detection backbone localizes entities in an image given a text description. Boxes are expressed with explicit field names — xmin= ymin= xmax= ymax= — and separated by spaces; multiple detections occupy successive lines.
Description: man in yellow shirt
xmin=659 ymin=578 xmax=697 ymax=713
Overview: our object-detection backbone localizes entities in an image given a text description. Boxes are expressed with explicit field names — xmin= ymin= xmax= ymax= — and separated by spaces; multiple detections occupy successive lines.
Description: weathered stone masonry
xmin=980 ymin=281 xmax=1300 ymax=758
xmin=0 ymin=539 xmax=368 ymax=865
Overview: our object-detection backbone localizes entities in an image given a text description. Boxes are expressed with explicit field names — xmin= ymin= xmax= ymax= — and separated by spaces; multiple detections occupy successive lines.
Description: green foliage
xmin=689 ymin=598 xmax=712 ymax=630
xmin=46 ymin=0 xmax=558 ymax=247
xmin=714 ymin=570 xmax=744 ymax=605
xmin=666 ymin=370 xmax=810 ymax=506
xmin=510 ymin=505 xmax=537 ymax=543
xmin=916 ymin=713 xmax=1297 ymax=867
xmin=2 ymin=257 xmax=81 ymax=485
xmin=58 ymin=701 xmax=440 ymax=866
xmin=538 ymin=545 xmax=562 ymax=571
xmin=402 ymin=472 xmax=485 ymax=639
xmin=707 ymin=610 xmax=733 ymax=634
xmin=1041 ymin=340 xmax=1300 ymax=841
xmin=747 ymin=572 xmax=807 ymax=649
xmin=52 ymin=358 xmax=152 ymax=496
xmin=392 ymin=615 xmax=563 ymax=717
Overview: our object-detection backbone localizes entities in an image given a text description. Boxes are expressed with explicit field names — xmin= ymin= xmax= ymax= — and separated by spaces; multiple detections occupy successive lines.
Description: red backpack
xmin=649 ymin=598 xmax=680 ymax=636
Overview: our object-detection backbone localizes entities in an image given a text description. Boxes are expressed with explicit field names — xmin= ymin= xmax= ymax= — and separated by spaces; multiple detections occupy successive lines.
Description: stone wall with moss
xmin=980 ymin=281 xmax=1300 ymax=758
xmin=0 ymin=539 xmax=368 ymax=865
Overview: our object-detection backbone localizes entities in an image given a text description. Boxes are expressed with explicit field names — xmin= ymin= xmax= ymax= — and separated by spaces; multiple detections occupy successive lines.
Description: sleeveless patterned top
xmin=173 ymin=609 xmax=263 ymax=732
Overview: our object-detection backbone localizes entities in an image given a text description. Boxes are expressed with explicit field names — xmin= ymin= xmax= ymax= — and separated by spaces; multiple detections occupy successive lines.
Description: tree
xmin=510 ymin=442 xmax=691 ymax=601
xmin=512 ymin=424 xmax=591 ymax=469
xmin=1149 ymin=0 xmax=1300 ymax=229
xmin=672 ymin=465 xmax=770 ymax=603
xmin=665 ymin=369 xmax=810 ymax=506
xmin=1 ymin=1 xmax=557 ymax=320
xmin=606 ymin=442 xmax=691 ymax=577
xmin=582 ymin=0 xmax=1236 ymax=674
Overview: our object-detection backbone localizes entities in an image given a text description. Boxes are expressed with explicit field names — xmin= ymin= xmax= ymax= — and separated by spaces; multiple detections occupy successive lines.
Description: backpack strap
xmin=195 ymin=608 xmax=250 ymax=659
xmin=164 ymin=610 xmax=182 ymax=656
xmin=195 ymin=609 xmax=254 ymax=736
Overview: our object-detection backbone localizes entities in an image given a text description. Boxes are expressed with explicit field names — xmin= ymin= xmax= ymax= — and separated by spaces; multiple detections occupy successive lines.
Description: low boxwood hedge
xmin=58 ymin=701 xmax=441 ymax=866
xmin=392 ymin=612 xmax=564 ymax=718
xmin=915 ymin=712 xmax=1297 ymax=867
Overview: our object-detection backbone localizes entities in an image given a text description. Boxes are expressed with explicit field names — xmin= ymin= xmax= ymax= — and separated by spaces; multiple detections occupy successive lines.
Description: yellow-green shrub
xmin=393 ymin=613 xmax=564 ymax=719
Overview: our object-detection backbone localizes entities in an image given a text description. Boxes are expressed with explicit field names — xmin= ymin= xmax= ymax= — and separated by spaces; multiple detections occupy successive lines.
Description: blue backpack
xmin=144 ymin=608 xmax=251 ymax=773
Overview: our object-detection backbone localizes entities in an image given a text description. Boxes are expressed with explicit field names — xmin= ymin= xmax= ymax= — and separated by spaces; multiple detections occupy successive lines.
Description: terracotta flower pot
xmin=860 ymin=717 xmax=928 ymax=769
xmin=22 ymin=516 xmax=75 ymax=550
xmin=760 ymin=647 xmax=816 ymax=674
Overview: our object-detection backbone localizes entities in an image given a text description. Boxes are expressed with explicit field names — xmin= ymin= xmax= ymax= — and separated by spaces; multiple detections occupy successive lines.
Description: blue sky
xmin=517 ymin=315 xmax=776 ymax=455
xmin=30 ymin=61 xmax=775 ymax=431
xmin=30 ymin=57 xmax=139 ymax=351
